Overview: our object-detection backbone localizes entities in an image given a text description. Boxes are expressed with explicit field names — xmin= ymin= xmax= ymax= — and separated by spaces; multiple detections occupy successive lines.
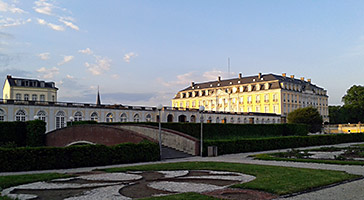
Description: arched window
xmin=167 ymin=114 xmax=174 ymax=122
xmin=190 ymin=115 xmax=196 ymax=123
xmin=74 ymin=111 xmax=82 ymax=121
xmin=146 ymin=114 xmax=152 ymax=122
xmin=90 ymin=112 xmax=98 ymax=121
xmin=55 ymin=111 xmax=66 ymax=129
xmin=134 ymin=113 xmax=140 ymax=122
xmin=207 ymin=116 xmax=212 ymax=123
xmin=120 ymin=113 xmax=127 ymax=122
xmin=106 ymin=113 xmax=113 ymax=123
xmin=237 ymin=118 xmax=241 ymax=123
xmin=0 ymin=109 xmax=5 ymax=121
xmin=37 ymin=110 xmax=47 ymax=122
xmin=15 ymin=110 xmax=26 ymax=121
xmin=272 ymin=119 xmax=275 ymax=124
xmin=230 ymin=117 xmax=234 ymax=123
xmin=216 ymin=117 xmax=220 ymax=123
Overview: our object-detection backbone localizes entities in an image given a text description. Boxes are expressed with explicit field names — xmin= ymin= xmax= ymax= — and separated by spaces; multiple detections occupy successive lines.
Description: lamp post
xmin=199 ymin=105 xmax=205 ymax=157
xmin=33 ymin=115 xmax=39 ymax=120
xmin=69 ymin=116 xmax=74 ymax=126
xmin=156 ymin=104 xmax=163 ymax=160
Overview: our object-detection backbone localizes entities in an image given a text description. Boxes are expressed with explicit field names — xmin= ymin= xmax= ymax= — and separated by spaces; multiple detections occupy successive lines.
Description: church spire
xmin=96 ymin=85 xmax=101 ymax=106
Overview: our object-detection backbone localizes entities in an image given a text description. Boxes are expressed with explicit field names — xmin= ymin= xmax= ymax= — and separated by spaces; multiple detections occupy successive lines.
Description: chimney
xmin=307 ymin=79 xmax=311 ymax=83
xmin=258 ymin=73 xmax=262 ymax=79
xmin=7 ymin=75 xmax=11 ymax=79
xmin=300 ymin=77 xmax=304 ymax=81
xmin=290 ymin=75 xmax=295 ymax=79
xmin=191 ymin=82 xmax=195 ymax=87
xmin=218 ymin=76 xmax=221 ymax=82
xmin=239 ymin=73 xmax=242 ymax=79
xmin=282 ymin=73 xmax=286 ymax=77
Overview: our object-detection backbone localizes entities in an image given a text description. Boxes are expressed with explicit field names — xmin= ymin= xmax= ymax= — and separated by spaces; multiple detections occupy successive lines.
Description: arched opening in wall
xmin=237 ymin=117 xmax=241 ymax=123
xmin=221 ymin=117 xmax=227 ymax=124
xmin=120 ymin=113 xmax=127 ymax=122
xmin=15 ymin=110 xmax=26 ymax=122
xmin=256 ymin=118 xmax=260 ymax=124
xmin=106 ymin=113 xmax=113 ymax=123
xmin=90 ymin=112 xmax=98 ymax=121
xmin=190 ymin=115 xmax=196 ymax=123
xmin=267 ymin=118 xmax=270 ymax=124
xmin=178 ymin=115 xmax=187 ymax=122
xmin=216 ymin=117 xmax=220 ymax=123
xmin=37 ymin=110 xmax=47 ymax=122
xmin=146 ymin=114 xmax=152 ymax=122
xmin=74 ymin=111 xmax=83 ymax=121
xmin=167 ymin=114 xmax=174 ymax=122
xmin=156 ymin=115 xmax=160 ymax=122
xmin=261 ymin=118 xmax=265 ymax=124
xmin=244 ymin=118 xmax=247 ymax=124
xmin=207 ymin=116 xmax=212 ymax=123
xmin=249 ymin=118 xmax=254 ymax=124
xmin=0 ymin=109 xmax=5 ymax=121
xmin=230 ymin=117 xmax=234 ymax=124
xmin=134 ymin=113 xmax=140 ymax=122
xmin=55 ymin=111 xmax=66 ymax=129
xmin=272 ymin=119 xmax=275 ymax=124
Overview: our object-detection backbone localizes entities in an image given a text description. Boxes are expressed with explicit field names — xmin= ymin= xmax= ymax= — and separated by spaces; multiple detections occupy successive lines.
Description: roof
xmin=174 ymin=73 xmax=326 ymax=99
xmin=5 ymin=75 xmax=58 ymax=90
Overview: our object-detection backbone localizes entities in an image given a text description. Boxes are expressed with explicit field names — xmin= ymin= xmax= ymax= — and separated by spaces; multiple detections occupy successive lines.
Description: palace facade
xmin=0 ymin=76 xmax=282 ymax=133
xmin=172 ymin=73 xmax=329 ymax=122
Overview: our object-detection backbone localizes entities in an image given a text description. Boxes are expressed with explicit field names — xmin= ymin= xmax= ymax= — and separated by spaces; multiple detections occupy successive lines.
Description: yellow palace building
xmin=172 ymin=73 xmax=329 ymax=122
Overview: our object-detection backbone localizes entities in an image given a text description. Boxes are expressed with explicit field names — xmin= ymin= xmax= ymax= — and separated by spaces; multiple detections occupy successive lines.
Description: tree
xmin=287 ymin=107 xmax=323 ymax=133
xmin=341 ymin=85 xmax=364 ymax=123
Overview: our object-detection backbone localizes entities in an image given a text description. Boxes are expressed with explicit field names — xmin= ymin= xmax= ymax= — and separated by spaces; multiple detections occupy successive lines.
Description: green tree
xmin=287 ymin=107 xmax=323 ymax=133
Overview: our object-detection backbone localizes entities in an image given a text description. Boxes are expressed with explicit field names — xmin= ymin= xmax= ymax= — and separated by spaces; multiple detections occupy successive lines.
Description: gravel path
xmin=2 ymin=142 xmax=364 ymax=199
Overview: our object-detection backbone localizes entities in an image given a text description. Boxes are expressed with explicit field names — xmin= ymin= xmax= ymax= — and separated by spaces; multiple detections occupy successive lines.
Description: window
xmin=40 ymin=95 xmax=45 ymax=101
xmin=179 ymin=102 xmax=183 ymax=107
xmin=237 ymin=118 xmax=241 ymax=123
xmin=146 ymin=114 xmax=152 ymax=122
xmin=230 ymin=117 xmax=234 ymax=123
xmin=256 ymin=106 xmax=260 ymax=112
xmin=106 ymin=113 xmax=113 ymax=122
xmin=16 ymin=93 xmax=21 ymax=100
xmin=283 ymin=94 xmax=286 ymax=102
xmin=133 ymin=114 xmax=140 ymax=122
xmin=273 ymin=105 xmax=279 ymax=113
xmin=15 ymin=110 xmax=26 ymax=121
xmin=247 ymin=96 xmax=252 ymax=103
xmin=273 ymin=93 xmax=278 ymax=102
xmin=74 ymin=111 xmax=82 ymax=121
xmin=247 ymin=106 xmax=252 ymax=112
xmin=192 ymin=101 xmax=196 ymax=107
xmin=32 ymin=94 xmax=37 ymax=101
xmin=24 ymin=94 xmax=29 ymax=101
xmin=264 ymin=94 xmax=269 ymax=102
xmin=216 ymin=117 xmax=220 ymax=123
xmin=0 ymin=109 xmax=5 ymax=121
xmin=120 ymin=113 xmax=127 ymax=122
xmin=256 ymin=95 xmax=260 ymax=103
xmin=55 ymin=111 xmax=65 ymax=129
xmin=186 ymin=101 xmax=189 ymax=108
xmin=240 ymin=97 xmax=244 ymax=104
xmin=52 ymin=95 xmax=55 ymax=101
xmin=37 ymin=110 xmax=47 ymax=122
xmin=265 ymin=105 xmax=269 ymax=113
xmin=90 ymin=112 xmax=98 ymax=121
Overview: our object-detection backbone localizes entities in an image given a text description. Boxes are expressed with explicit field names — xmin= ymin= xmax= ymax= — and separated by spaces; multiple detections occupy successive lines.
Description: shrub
xmin=0 ymin=141 xmax=159 ymax=172
xmin=204 ymin=133 xmax=364 ymax=156
xmin=0 ymin=121 xmax=46 ymax=147
xmin=66 ymin=120 xmax=98 ymax=127
xmin=26 ymin=120 xmax=46 ymax=147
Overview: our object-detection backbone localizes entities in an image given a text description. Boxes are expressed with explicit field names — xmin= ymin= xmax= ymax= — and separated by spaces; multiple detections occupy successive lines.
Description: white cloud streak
xmin=59 ymin=17 xmax=79 ymax=31
xmin=85 ymin=56 xmax=112 ymax=75
xmin=57 ymin=55 xmax=74 ymax=65
xmin=33 ymin=0 xmax=54 ymax=15
xmin=0 ymin=17 xmax=31 ymax=28
xmin=37 ymin=66 xmax=59 ymax=79
xmin=123 ymin=52 xmax=137 ymax=63
xmin=37 ymin=18 xmax=64 ymax=31
xmin=0 ymin=0 xmax=25 ymax=13
xmin=78 ymin=48 xmax=93 ymax=55
xmin=38 ymin=52 xmax=50 ymax=60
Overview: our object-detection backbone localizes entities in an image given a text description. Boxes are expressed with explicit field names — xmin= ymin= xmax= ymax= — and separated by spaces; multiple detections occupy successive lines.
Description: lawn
xmin=102 ymin=161 xmax=360 ymax=195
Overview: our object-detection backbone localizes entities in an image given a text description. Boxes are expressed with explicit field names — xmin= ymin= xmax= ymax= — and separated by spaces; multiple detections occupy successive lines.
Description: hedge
xmin=0 ymin=120 xmax=46 ymax=147
xmin=204 ymin=133 xmax=364 ymax=156
xmin=98 ymin=122 xmax=308 ymax=139
xmin=0 ymin=141 xmax=159 ymax=172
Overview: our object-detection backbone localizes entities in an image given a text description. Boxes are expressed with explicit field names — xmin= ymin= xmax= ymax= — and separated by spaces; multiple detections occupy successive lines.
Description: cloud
xmin=111 ymin=74 xmax=119 ymax=79
xmin=33 ymin=0 xmax=54 ymax=15
xmin=57 ymin=55 xmax=74 ymax=65
xmin=37 ymin=18 xmax=64 ymax=31
xmin=0 ymin=0 xmax=25 ymax=13
xmin=59 ymin=17 xmax=79 ymax=31
xmin=0 ymin=17 xmax=31 ymax=28
xmin=85 ymin=56 xmax=112 ymax=75
xmin=66 ymin=74 xmax=73 ymax=79
xmin=78 ymin=48 xmax=93 ymax=55
xmin=123 ymin=52 xmax=137 ymax=63
xmin=38 ymin=52 xmax=50 ymax=60
xmin=202 ymin=70 xmax=236 ymax=80
xmin=37 ymin=66 xmax=59 ymax=79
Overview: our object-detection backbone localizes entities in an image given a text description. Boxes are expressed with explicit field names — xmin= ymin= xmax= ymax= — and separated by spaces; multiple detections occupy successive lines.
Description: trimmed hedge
xmin=99 ymin=122 xmax=308 ymax=139
xmin=67 ymin=120 xmax=98 ymax=127
xmin=204 ymin=133 xmax=364 ymax=156
xmin=0 ymin=120 xmax=46 ymax=147
xmin=0 ymin=141 xmax=159 ymax=172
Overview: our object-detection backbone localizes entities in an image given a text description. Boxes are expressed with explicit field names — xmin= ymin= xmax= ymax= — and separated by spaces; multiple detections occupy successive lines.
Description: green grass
xmin=253 ymin=153 xmax=364 ymax=166
xmin=0 ymin=196 xmax=12 ymax=200
xmin=0 ymin=173 xmax=72 ymax=191
xmin=140 ymin=192 xmax=222 ymax=200
xmin=101 ymin=161 xmax=359 ymax=195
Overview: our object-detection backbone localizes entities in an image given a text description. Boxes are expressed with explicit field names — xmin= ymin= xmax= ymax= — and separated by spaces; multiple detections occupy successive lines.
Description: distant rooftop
xmin=5 ymin=75 xmax=58 ymax=90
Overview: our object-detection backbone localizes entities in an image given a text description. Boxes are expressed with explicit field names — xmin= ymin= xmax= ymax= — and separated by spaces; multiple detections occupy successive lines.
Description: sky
xmin=1 ymin=0 xmax=364 ymax=107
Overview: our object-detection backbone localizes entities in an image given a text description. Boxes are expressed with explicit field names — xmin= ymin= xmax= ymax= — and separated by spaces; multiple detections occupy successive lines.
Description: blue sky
xmin=1 ymin=0 xmax=364 ymax=106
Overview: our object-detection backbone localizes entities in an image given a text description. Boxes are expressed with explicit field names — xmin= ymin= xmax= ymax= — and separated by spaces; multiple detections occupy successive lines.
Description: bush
xmin=204 ymin=133 xmax=364 ymax=156
xmin=101 ymin=122 xmax=308 ymax=139
xmin=67 ymin=120 xmax=98 ymax=127
xmin=287 ymin=107 xmax=323 ymax=133
xmin=26 ymin=120 xmax=46 ymax=147
xmin=0 ymin=121 xmax=46 ymax=147
xmin=0 ymin=141 xmax=159 ymax=172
